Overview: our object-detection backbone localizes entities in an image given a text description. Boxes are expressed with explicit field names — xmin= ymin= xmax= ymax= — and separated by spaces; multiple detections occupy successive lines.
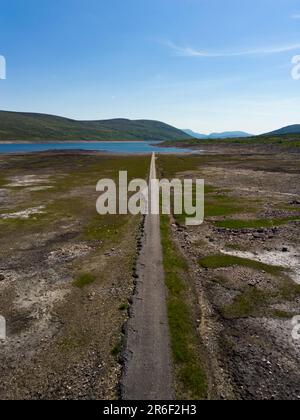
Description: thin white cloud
xmin=291 ymin=14 xmax=300 ymax=19
xmin=162 ymin=40 xmax=300 ymax=58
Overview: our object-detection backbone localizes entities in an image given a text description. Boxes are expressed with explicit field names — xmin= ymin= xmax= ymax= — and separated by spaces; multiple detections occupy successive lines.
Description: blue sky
xmin=0 ymin=0 xmax=300 ymax=134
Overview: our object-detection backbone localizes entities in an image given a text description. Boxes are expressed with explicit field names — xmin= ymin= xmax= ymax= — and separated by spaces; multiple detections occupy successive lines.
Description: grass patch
xmin=205 ymin=201 xmax=242 ymax=218
xmin=222 ymin=288 xmax=268 ymax=319
xmin=271 ymin=309 xmax=295 ymax=319
xmin=73 ymin=273 xmax=96 ymax=289
xmin=204 ymin=185 xmax=219 ymax=194
xmin=161 ymin=133 xmax=300 ymax=150
xmin=215 ymin=217 xmax=300 ymax=229
xmin=111 ymin=340 xmax=122 ymax=357
xmin=221 ymin=279 xmax=300 ymax=320
xmin=161 ymin=215 xmax=207 ymax=399
xmin=278 ymin=278 xmax=300 ymax=300
xmin=157 ymin=155 xmax=258 ymax=225
xmin=199 ymin=254 xmax=284 ymax=276
xmin=214 ymin=266 xmax=300 ymax=319
xmin=0 ymin=176 xmax=8 ymax=187
xmin=119 ymin=303 xmax=129 ymax=311
xmin=174 ymin=188 xmax=243 ymax=225
xmin=0 ymin=212 xmax=49 ymax=237
xmin=83 ymin=213 xmax=131 ymax=244
xmin=226 ymin=243 xmax=250 ymax=252
xmin=157 ymin=155 xmax=205 ymax=178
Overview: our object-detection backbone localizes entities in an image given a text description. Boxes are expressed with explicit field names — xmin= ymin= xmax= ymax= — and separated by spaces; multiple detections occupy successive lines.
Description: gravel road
xmin=121 ymin=153 xmax=174 ymax=400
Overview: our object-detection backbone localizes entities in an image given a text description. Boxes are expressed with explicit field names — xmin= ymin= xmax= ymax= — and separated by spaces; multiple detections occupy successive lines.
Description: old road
xmin=121 ymin=153 xmax=174 ymax=400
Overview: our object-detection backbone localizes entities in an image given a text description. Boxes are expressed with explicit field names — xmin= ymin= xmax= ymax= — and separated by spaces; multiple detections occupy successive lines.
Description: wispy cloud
xmin=162 ymin=40 xmax=300 ymax=58
xmin=291 ymin=14 xmax=300 ymax=19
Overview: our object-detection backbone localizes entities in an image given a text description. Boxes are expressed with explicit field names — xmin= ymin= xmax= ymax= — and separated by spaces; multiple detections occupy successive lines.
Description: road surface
xmin=121 ymin=153 xmax=174 ymax=400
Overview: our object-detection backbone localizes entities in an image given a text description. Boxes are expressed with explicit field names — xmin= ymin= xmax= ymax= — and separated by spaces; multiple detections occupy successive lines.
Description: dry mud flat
xmin=158 ymin=151 xmax=300 ymax=400
xmin=0 ymin=152 xmax=148 ymax=400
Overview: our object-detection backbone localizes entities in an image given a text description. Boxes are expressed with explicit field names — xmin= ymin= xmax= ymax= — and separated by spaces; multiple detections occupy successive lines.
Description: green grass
xmin=205 ymin=192 xmax=258 ymax=218
xmin=0 ymin=212 xmax=49 ymax=236
xmin=205 ymin=201 xmax=243 ymax=218
xmin=161 ymin=133 xmax=300 ymax=150
xmin=204 ymin=185 xmax=219 ymax=194
xmin=161 ymin=215 xmax=207 ymax=399
xmin=199 ymin=254 xmax=284 ymax=276
xmin=203 ymin=256 xmax=300 ymax=319
xmin=278 ymin=278 xmax=300 ymax=300
xmin=271 ymin=309 xmax=295 ymax=319
xmin=172 ymin=186 xmax=245 ymax=225
xmin=118 ymin=303 xmax=129 ymax=311
xmin=221 ymin=288 xmax=269 ymax=319
xmin=111 ymin=339 xmax=123 ymax=357
xmin=73 ymin=273 xmax=96 ymax=289
xmin=226 ymin=243 xmax=250 ymax=252
xmin=215 ymin=217 xmax=300 ymax=229
xmin=221 ymin=278 xmax=300 ymax=319
xmin=0 ymin=110 xmax=190 ymax=142
xmin=157 ymin=155 xmax=261 ymax=225
xmin=0 ymin=176 xmax=8 ymax=187
xmin=83 ymin=214 xmax=129 ymax=242
xmin=158 ymin=155 xmax=206 ymax=178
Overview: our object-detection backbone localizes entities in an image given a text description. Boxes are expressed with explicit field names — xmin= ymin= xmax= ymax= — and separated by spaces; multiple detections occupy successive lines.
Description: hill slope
xmin=0 ymin=111 xmax=191 ymax=142
xmin=266 ymin=124 xmax=300 ymax=136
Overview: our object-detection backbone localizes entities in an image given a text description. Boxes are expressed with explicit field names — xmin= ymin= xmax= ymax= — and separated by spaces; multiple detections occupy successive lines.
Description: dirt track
xmin=121 ymin=154 xmax=174 ymax=400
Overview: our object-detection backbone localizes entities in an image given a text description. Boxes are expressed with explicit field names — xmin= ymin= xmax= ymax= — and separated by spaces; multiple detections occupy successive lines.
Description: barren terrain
xmin=158 ymin=151 xmax=300 ymax=400
xmin=1 ymin=148 xmax=299 ymax=400
xmin=0 ymin=152 xmax=148 ymax=400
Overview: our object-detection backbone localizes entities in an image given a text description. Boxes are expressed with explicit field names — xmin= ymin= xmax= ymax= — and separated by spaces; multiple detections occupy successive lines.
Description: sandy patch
xmin=5 ymin=175 xmax=51 ymax=188
xmin=27 ymin=186 xmax=54 ymax=192
xmin=222 ymin=248 xmax=300 ymax=284
xmin=47 ymin=243 xmax=92 ymax=264
xmin=17 ymin=284 xmax=69 ymax=312
xmin=0 ymin=206 xmax=45 ymax=219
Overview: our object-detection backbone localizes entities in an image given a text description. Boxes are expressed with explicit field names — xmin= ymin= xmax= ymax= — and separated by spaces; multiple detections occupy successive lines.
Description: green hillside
xmin=266 ymin=124 xmax=300 ymax=136
xmin=0 ymin=111 xmax=191 ymax=142
xmin=161 ymin=133 xmax=300 ymax=150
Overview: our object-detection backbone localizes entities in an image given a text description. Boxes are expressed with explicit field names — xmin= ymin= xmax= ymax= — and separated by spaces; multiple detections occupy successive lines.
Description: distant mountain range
xmin=184 ymin=125 xmax=300 ymax=139
xmin=0 ymin=111 xmax=191 ymax=142
xmin=183 ymin=129 xmax=253 ymax=139
xmin=0 ymin=110 xmax=299 ymax=142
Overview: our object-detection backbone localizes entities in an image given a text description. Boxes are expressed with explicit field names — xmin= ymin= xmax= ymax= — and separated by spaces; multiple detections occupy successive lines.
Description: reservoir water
xmin=0 ymin=141 xmax=192 ymax=154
